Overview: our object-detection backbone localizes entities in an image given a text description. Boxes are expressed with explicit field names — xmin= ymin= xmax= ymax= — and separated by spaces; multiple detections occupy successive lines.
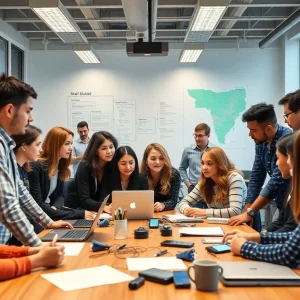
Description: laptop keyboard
xmin=73 ymin=219 xmax=93 ymax=227
xmin=61 ymin=230 xmax=88 ymax=239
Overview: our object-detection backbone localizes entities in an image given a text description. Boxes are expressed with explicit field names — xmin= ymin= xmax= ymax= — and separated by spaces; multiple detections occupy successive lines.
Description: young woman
xmin=28 ymin=126 xmax=93 ymax=220
xmin=0 ymin=243 xmax=64 ymax=281
xmin=266 ymin=133 xmax=297 ymax=233
xmin=65 ymin=131 xmax=118 ymax=213
xmin=111 ymin=146 xmax=148 ymax=191
xmin=179 ymin=147 xmax=247 ymax=218
xmin=140 ymin=143 xmax=181 ymax=212
xmin=223 ymin=133 xmax=300 ymax=268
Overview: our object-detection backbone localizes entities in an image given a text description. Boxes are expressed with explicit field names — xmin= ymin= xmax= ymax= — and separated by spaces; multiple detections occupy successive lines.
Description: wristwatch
xmin=246 ymin=208 xmax=255 ymax=217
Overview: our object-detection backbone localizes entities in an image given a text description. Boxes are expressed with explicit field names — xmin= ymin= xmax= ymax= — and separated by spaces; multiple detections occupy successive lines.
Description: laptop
xmin=219 ymin=261 xmax=300 ymax=287
xmin=112 ymin=190 xmax=154 ymax=220
xmin=41 ymin=196 xmax=109 ymax=242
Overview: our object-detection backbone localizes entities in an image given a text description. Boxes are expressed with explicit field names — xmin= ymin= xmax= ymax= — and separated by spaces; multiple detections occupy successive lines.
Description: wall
xmin=26 ymin=46 xmax=285 ymax=169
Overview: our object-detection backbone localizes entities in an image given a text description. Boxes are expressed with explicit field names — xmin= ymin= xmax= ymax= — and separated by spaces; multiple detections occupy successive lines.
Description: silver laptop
xmin=219 ymin=261 xmax=300 ymax=286
xmin=41 ymin=196 xmax=109 ymax=242
xmin=112 ymin=190 xmax=154 ymax=220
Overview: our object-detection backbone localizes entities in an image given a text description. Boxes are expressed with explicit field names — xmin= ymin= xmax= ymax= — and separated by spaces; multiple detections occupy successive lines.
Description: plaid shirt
xmin=246 ymin=124 xmax=291 ymax=209
xmin=0 ymin=126 xmax=53 ymax=246
xmin=241 ymin=224 xmax=300 ymax=268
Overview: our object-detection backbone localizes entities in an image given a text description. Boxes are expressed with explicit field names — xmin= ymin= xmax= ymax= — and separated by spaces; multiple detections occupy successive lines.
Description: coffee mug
xmin=188 ymin=259 xmax=223 ymax=292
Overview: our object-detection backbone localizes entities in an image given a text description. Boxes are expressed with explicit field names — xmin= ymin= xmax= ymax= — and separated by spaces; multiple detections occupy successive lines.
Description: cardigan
xmin=28 ymin=161 xmax=85 ymax=220
xmin=152 ymin=167 xmax=181 ymax=211
xmin=0 ymin=245 xmax=31 ymax=281
xmin=178 ymin=172 xmax=247 ymax=218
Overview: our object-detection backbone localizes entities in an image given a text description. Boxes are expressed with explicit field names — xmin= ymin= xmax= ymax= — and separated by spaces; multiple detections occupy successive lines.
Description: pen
xmin=117 ymin=244 xmax=126 ymax=250
xmin=154 ymin=249 xmax=168 ymax=257
xmin=207 ymin=251 xmax=219 ymax=259
xmin=51 ymin=234 xmax=58 ymax=247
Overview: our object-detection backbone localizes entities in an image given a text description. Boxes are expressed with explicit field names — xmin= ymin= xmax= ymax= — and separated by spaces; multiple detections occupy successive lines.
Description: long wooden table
xmin=1 ymin=213 xmax=300 ymax=300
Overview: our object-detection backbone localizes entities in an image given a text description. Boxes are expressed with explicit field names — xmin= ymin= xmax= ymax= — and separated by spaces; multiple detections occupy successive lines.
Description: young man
xmin=228 ymin=103 xmax=291 ymax=231
xmin=278 ymin=89 xmax=300 ymax=131
xmin=0 ymin=74 xmax=72 ymax=246
xmin=179 ymin=123 xmax=213 ymax=193
xmin=71 ymin=121 xmax=90 ymax=175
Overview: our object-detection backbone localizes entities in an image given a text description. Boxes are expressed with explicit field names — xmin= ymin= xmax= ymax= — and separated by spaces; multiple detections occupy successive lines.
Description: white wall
xmin=26 ymin=46 xmax=285 ymax=169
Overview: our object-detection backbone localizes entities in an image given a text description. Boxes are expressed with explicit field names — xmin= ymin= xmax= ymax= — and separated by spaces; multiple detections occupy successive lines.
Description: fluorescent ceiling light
xmin=73 ymin=44 xmax=100 ymax=64
xmin=29 ymin=0 xmax=87 ymax=44
xmin=180 ymin=44 xmax=204 ymax=63
xmin=185 ymin=0 xmax=229 ymax=43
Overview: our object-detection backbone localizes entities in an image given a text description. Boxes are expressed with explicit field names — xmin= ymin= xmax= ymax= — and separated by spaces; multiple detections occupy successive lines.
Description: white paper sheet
xmin=126 ymin=257 xmax=187 ymax=271
xmin=163 ymin=214 xmax=205 ymax=222
xmin=100 ymin=213 xmax=112 ymax=220
xmin=58 ymin=243 xmax=85 ymax=256
xmin=41 ymin=265 xmax=134 ymax=291
xmin=180 ymin=227 xmax=224 ymax=236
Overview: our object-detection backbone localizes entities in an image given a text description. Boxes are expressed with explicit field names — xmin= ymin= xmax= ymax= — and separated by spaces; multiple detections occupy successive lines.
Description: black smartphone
xmin=149 ymin=218 xmax=160 ymax=229
xmin=138 ymin=268 xmax=173 ymax=285
xmin=206 ymin=244 xmax=231 ymax=254
xmin=161 ymin=240 xmax=194 ymax=248
xmin=173 ymin=271 xmax=191 ymax=289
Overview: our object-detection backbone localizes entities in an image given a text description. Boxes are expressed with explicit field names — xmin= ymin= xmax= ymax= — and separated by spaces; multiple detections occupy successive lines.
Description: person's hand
xmin=29 ymin=244 xmax=65 ymax=269
xmin=184 ymin=207 xmax=205 ymax=217
xmin=230 ymin=237 xmax=247 ymax=256
xmin=85 ymin=211 xmax=96 ymax=220
xmin=154 ymin=202 xmax=165 ymax=212
xmin=227 ymin=212 xmax=252 ymax=226
xmin=48 ymin=220 xmax=74 ymax=229
xmin=103 ymin=204 xmax=112 ymax=214
xmin=186 ymin=182 xmax=192 ymax=188
xmin=222 ymin=230 xmax=261 ymax=244
xmin=51 ymin=206 xmax=57 ymax=210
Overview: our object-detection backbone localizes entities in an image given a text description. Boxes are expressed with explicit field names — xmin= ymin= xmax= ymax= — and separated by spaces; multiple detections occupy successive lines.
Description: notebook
xmin=179 ymin=227 xmax=224 ymax=237
xmin=112 ymin=190 xmax=154 ymax=220
xmin=41 ymin=196 xmax=109 ymax=242
xmin=219 ymin=261 xmax=300 ymax=287
xmin=163 ymin=214 xmax=204 ymax=223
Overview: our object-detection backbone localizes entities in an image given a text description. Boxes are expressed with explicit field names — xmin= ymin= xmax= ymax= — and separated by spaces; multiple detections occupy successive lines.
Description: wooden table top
xmin=1 ymin=212 xmax=300 ymax=300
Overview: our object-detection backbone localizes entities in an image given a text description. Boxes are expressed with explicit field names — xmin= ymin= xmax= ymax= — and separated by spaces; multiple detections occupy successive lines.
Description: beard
xmin=252 ymin=131 xmax=268 ymax=145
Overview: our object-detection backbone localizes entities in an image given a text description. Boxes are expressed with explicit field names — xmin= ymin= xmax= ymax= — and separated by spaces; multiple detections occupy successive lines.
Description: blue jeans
xmin=188 ymin=185 xmax=208 ymax=209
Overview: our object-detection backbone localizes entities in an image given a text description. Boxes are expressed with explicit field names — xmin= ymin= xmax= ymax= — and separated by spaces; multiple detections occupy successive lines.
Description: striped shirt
xmin=179 ymin=142 xmax=214 ymax=185
xmin=0 ymin=126 xmax=52 ymax=246
xmin=178 ymin=172 xmax=247 ymax=218
xmin=241 ymin=224 xmax=300 ymax=268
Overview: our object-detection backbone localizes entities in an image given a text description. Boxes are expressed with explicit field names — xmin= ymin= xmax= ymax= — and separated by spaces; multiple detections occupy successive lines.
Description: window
xmin=11 ymin=44 xmax=24 ymax=80
xmin=0 ymin=36 xmax=8 ymax=75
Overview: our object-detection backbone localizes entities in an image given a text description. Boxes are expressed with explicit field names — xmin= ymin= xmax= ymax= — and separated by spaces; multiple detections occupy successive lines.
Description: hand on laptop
xmin=48 ymin=220 xmax=74 ymax=229
xmin=222 ymin=230 xmax=261 ymax=244
xmin=29 ymin=244 xmax=65 ymax=269
xmin=85 ymin=211 xmax=96 ymax=220
xmin=154 ymin=202 xmax=165 ymax=212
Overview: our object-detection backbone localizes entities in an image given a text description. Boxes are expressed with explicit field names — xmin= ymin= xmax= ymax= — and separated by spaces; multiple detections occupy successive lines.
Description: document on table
xmin=179 ymin=227 xmax=224 ymax=237
xmin=100 ymin=213 xmax=112 ymax=220
xmin=57 ymin=243 xmax=85 ymax=256
xmin=41 ymin=265 xmax=134 ymax=291
xmin=163 ymin=213 xmax=205 ymax=223
xmin=127 ymin=257 xmax=187 ymax=271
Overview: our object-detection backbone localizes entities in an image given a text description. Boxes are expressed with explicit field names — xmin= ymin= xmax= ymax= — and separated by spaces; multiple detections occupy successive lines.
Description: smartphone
xmin=173 ymin=271 xmax=191 ymax=289
xmin=206 ymin=244 xmax=231 ymax=254
xmin=201 ymin=238 xmax=223 ymax=244
xmin=149 ymin=218 xmax=160 ymax=229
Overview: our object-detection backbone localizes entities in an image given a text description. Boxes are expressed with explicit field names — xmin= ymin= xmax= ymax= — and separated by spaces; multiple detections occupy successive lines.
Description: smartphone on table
xmin=205 ymin=244 xmax=231 ymax=254
xmin=173 ymin=271 xmax=191 ymax=289
xmin=149 ymin=218 xmax=160 ymax=229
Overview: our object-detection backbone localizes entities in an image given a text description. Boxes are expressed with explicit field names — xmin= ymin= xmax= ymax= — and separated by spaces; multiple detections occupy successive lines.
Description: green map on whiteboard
xmin=188 ymin=89 xmax=247 ymax=143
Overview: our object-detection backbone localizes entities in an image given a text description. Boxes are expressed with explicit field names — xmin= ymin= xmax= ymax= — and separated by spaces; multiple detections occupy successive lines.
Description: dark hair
xmin=11 ymin=125 xmax=42 ymax=172
xmin=195 ymin=123 xmax=210 ymax=135
xmin=83 ymin=131 xmax=118 ymax=178
xmin=276 ymin=133 xmax=294 ymax=159
xmin=242 ymin=103 xmax=277 ymax=127
xmin=112 ymin=146 xmax=140 ymax=190
xmin=77 ymin=121 xmax=89 ymax=129
xmin=0 ymin=73 xmax=37 ymax=110
xmin=278 ymin=90 xmax=300 ymax=112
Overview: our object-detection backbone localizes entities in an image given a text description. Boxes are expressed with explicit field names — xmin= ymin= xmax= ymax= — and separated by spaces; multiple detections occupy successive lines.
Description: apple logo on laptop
xmin=130 ymin=202 xmax=136 ymax=209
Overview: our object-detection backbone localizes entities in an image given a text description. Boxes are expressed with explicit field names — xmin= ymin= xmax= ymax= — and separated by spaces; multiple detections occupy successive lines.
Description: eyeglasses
xmin=193 ymin=134 xmax=207 ymax=139
xmin=283 ymin=111 xmax=296 ymax=121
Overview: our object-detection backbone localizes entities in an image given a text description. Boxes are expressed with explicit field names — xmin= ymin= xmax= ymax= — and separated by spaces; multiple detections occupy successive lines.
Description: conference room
xmin=1 ymin=0 xmax=300 ymax=299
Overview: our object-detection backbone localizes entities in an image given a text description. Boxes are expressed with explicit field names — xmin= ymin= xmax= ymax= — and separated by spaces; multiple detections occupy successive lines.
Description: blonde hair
xmin=39 ymin=126 xmax=73 ymax=181
xmin=199 ymin=147 xmax=241 ymax=204
xmin=292 ymin=132 xmax=300 ymax=223
xmin=140 ymin=143 xmax=172 ymax=194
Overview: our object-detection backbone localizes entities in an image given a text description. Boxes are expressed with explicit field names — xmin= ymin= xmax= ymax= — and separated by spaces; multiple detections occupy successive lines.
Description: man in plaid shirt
xmin=0 ymin=74 xmax=72 ymax=246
